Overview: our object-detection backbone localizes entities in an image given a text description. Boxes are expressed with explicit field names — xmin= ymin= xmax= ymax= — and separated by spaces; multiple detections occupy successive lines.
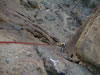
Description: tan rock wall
xmin=76 ymin=6 xmax=100 ymax=67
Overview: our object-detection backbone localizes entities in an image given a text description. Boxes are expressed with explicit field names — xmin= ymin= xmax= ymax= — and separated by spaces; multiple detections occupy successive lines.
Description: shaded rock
xmin=20 ymin=0 xmax=40 ymax=9
xmin=40 ymin=1 xmax=51 ymax=9
xmin=81 ymin=0 xmax=100 ymax=8
xmin=76 ymin=6 xmax=100 ymax=68
xmin=28 ymin=0 xmax=40 ymax=9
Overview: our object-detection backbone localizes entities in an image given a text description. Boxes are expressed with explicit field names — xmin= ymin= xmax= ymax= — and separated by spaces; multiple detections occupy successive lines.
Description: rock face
xmin=20 ymin=0 xmax=93 ymax=42
xmin=0 ymin=25 xmax=92 ymax=75
xmin=0 ymin=0 xmax=56 ymax=44
xmin=0 ymin=23 xmax=41 ymax=43
xmin=36 ymin=46 xmax=92 ymax=75
xmin=0 ymin=0 xmax=99 ymax=75
xmin=0 ymin=25 xmax=47 ymax=75
xmin=0 ymin=44 xmax=47 ymax=75
xmin=76 ymin=6 xmax=100 ymax=68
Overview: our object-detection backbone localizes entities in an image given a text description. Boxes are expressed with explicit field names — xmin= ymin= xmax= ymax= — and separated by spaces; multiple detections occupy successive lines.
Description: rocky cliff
xmin=0 ymin=0 xmax=100 ymax=75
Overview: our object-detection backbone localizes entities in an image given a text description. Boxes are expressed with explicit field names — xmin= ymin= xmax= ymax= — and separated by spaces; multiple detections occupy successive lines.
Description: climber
xmin=60 ymin=42 xmax=66 ymax=52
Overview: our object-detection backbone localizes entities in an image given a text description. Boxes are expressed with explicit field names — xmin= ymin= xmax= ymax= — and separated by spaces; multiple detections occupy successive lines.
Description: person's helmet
xmin=61 ymin=43 xmax=64 ymax=46
xmin=61 ymin=43 xmax=66 ymax=46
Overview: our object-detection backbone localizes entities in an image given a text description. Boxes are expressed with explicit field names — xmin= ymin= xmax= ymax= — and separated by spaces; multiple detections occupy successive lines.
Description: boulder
xmin=36 ymin=46 xmax=92 ymax=75
xmin=76 ymin=6 xmax=100 ymax=68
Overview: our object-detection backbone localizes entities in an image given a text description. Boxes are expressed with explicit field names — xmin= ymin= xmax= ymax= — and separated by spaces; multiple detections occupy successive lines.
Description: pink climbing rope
xmin=0 ymin=41 xmax=50 ymax=46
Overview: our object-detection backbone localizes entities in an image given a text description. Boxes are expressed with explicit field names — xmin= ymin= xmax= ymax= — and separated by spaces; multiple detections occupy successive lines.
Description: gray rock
xmin=0 ymin=44 xmax=47 ymax=75
xmin=21 ymin=0 xmax=40 ymax=9
xmin=40 ymin=1 xmax=51 ymax=9
xmin=20 ymin=0 xmax=93 ymax=42
xmin=0 ymin=28 xmax=47 ymax=75
xmin=36 ymin=46 xmax=92 ymax=75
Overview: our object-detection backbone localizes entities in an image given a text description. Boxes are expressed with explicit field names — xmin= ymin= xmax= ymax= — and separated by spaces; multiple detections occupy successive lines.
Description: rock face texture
xmin=36 ymin=46 xmax=92 ymax=75
xmin=0 ymin=44 xmax=47 ymax=75
xmin=0 ymin=24 xmax=47 ymax=75
xmin=76 ymin=6 xmax=100 ymax=68
xmin=0 ymin=25 xmax=92 ymax=75
xmin=20 ymin=0 xmax=93 ymax=42
xmin=0 ymin=0 xmax=56 ymax=44
xmin=0 ymin=0 xmax=99 ymax=75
